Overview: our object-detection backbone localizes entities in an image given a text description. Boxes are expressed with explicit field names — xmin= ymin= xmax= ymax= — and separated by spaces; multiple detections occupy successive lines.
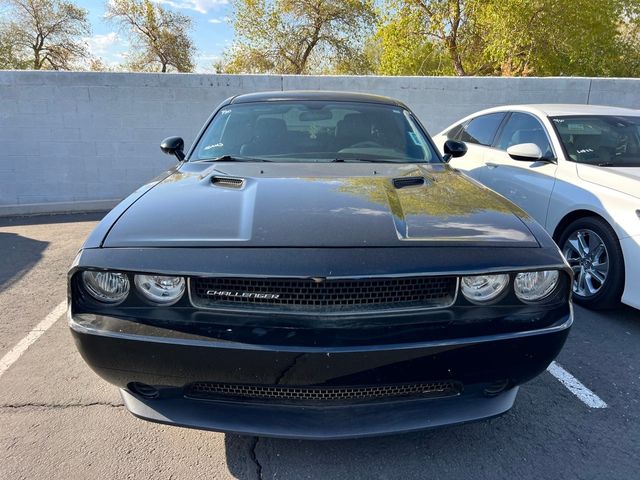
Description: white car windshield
xmin=551 ymin=115 xmax=640 ymax=167
xmin=193 ymin=101 xmax=438 ymax=163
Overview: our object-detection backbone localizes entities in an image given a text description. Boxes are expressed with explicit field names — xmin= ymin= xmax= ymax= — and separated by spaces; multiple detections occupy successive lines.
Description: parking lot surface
xmin=0 ymin=213 xmax=638 ymax=480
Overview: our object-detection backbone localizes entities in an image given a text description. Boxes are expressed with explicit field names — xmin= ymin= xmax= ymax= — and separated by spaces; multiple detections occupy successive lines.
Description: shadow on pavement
xmin=0 ymin=232 xmax=48 ymax=293
xmin=0 ymin=211 xmax=107 ymax=228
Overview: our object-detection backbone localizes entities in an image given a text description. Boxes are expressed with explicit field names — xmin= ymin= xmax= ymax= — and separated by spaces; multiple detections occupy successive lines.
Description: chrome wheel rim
xmin=562 ymin=229 xmax=609 ymax=298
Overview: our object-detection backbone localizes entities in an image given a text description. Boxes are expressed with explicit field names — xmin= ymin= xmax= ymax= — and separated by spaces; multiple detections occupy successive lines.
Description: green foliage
xmin=376 ymin=3 xmax=455 ymax=76
xmin=0 ymin=28 xmax=29 ymax=69
xmin=222 ymin=0 xmax=377 ymax=74
xmin=376 ymin=0 xmax=487 ymax=76
xmin=478 ymin=0 xmax=626 ymax=76
xmin=106 ymin=0 xmax=196 ymax=73
xmin=0 ymin=0 xmax=90 ymax=70
xmin=376 ymin=0 xmax=640 ymax=77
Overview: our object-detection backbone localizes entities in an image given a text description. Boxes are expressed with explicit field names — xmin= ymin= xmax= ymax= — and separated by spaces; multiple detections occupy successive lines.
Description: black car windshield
xmin=192 ymin=101 xmax=438 ymax=163
xmin=551 ymin=115 xmax=640 ymax=167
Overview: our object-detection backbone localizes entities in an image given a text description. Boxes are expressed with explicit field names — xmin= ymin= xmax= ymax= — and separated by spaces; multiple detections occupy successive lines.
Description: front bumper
xmin=120 ymin=385 xmax=519 ymax=440
xmin=70 ymin=310 xmax=571 ymax=439
xmin=621 ymin=235 xmax=640 ymax=310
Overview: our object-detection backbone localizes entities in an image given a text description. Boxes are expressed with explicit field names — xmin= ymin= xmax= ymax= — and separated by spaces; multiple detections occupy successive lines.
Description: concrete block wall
xmin=0 ymin=72 xmax=639 ymax=215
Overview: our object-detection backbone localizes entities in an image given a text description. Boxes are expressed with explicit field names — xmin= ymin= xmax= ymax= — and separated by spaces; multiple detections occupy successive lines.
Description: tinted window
xmin=446 ymin=123 xmax=464 ymax=140
xmin=193 ymin=101 xmax=439 ymax=163
xmin=496 ymin=112 xmax=553 ymax=158
xmin=459 ymin=113 xmax=506 ymax=146
xmin=551 ymin=115 xmax=640 ymax=167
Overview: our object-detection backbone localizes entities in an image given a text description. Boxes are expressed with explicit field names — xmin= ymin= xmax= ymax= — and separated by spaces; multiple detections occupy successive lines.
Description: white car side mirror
xmin=507 ymin=143 xmax=543 ymax=162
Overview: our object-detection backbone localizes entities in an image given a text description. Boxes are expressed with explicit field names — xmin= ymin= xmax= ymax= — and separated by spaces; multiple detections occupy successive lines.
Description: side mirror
xmin=507 ymin=143 xmax=543 ymax=162
xmin=160 ymin=136 xmax=185 ymax=162
xmin=442 ymin=140 xmax=468 ymax=162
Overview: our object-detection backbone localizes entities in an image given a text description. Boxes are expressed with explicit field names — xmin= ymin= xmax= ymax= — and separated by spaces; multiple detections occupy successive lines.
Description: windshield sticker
xmin=203 ymin=143 xmax=223 ymax=150
xmin=220 ymin=109 xmax=231 ymax=115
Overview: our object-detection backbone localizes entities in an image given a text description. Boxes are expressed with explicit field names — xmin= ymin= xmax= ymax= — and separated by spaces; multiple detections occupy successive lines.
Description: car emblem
xmin=206 ymin=290 xmax=280 ymax=300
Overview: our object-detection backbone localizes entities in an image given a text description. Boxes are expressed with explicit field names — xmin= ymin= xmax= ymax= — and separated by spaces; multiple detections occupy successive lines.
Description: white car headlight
xmin=134 ymin=275 xmax=185 ymax=305
xmin=82 ymin=271 xmax=130 ymax=304
xmin=460 ymin=274 xmax=509 ymax=304
xmin=514 ymin=270 xmax=559 ymax=302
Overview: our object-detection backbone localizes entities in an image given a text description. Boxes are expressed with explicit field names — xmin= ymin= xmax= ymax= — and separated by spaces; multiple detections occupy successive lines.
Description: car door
xmin=446 ymin=112 xmax=507 ymax=182
xmin=481 ymin=112 xmax=558 ymax=226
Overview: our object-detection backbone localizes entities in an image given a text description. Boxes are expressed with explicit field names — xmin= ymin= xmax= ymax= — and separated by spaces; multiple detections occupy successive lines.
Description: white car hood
xmin=577 ymin=164 xmax=640 ymax=199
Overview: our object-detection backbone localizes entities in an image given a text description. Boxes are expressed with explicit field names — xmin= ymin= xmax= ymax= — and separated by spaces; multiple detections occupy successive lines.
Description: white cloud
xmin=84 ymin=32 xmax=120 ymax=57
xmin=208 ymin=16 xmax=230 ymax=24
xmin=152 ymin=0 xmax=228 ymax=14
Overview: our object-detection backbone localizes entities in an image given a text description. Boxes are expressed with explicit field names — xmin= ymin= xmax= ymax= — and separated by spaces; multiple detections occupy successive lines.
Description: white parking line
xmin=0 ymin=301 xmax=67 ymax=379
xmin=547 ymin=361 xmax=608 ymax=409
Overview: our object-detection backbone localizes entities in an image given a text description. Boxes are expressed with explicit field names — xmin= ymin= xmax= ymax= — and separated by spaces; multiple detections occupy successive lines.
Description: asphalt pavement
xmin=0 ymin=213 xmax=638 ymax=480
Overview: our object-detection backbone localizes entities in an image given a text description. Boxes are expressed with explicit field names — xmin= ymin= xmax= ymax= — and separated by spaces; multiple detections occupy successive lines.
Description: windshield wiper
xmin=202 ymin=155 xmax=271 ymax=163
xmin=597 ymin=162 xmax=615 ymax=167
xmin=331 ymin=158 xmax=404 ymax=163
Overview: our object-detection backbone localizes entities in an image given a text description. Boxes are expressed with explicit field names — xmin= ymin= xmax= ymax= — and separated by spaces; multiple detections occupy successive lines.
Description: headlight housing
xmin=460 ymin=274 xmax=509 ymax=304
xmin=514 ymin=270 xmax=559 ymax=303
xmin=134 ymin=275 xmax=185 ymax=305
xmin=81 ymin=271 xmax=130 ymax=305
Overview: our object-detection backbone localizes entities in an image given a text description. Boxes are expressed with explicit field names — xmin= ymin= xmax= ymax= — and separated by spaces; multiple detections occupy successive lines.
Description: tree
xmin=106 ymin=0 xmax=196 ymax=73
xmin=477 ymin=0 xmax=629 ymax=77
xmin=376 ymin=0 xmax=640 ymax=77
xmin=0 ymin=29 xmax=27 ymax=69
xmin=222 ymin=0 xmax=376 ymax=74
xmin=377 ymin=0 xmax=484 ymax=77
xmin=618 ymin=1 xmax=640 ymax=75
xmin=376 ymin=4 xmax=455 ymax=76
xmin=0 ymin=0 xmax=90 ymax=70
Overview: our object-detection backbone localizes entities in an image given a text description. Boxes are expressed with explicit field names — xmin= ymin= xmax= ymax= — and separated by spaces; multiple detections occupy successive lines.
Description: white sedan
xmin=433 ymin=104 xmax=640 ymax=310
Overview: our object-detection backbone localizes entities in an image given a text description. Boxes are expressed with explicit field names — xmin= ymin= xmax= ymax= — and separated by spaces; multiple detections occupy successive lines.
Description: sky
xmin=79 ymin=0 xmax=234 ymax=72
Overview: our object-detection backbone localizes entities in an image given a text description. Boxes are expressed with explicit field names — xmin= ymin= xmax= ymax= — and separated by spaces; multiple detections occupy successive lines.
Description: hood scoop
xmin=392 ymin=176 xmax=425 ymax=189
xmin=211 ymin=176 xmax=245 ymax=189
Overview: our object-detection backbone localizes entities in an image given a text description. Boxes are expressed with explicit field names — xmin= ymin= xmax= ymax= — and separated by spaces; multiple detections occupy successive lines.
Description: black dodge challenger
xmin=69 ymin=91 xmax=572 ymax=439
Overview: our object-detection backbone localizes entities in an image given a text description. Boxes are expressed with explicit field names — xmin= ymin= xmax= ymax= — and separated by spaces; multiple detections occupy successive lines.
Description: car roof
xmin=229 ymin=90 xmax=408 ymax=108
xmin=468 ymin=103 xmax=640 ymax=118
xmin=437 ymin=103 xmax=640 ymax=135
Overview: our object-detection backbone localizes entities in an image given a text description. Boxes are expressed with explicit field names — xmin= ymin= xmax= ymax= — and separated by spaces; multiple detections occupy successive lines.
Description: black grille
xmin=185 ymin=381 xmax=461 ymax=403
xmin=189 ymin=276 xmax=457 ymax=313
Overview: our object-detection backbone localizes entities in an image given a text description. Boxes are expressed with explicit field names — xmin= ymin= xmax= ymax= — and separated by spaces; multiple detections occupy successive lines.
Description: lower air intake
xmin=185 ymin=381 xmax=462 ymax=403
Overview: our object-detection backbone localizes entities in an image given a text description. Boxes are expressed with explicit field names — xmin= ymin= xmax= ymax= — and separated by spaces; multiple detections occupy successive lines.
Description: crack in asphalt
xmin=0 ymin=401 xmax=123 ymax=411
xmin=249 ymin=436 xmax=263 ymax=480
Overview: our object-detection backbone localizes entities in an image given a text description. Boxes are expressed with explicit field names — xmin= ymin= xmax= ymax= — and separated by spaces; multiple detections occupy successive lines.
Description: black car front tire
xmin=558 ymin=216 xmax=624 ymax=310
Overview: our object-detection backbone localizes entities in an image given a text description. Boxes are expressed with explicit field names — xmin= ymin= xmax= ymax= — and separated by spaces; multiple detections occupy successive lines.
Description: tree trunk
xmin=445 ymin=40 xmax=466 ymax=76
xmin=452 ymin=55 xmax=466 ymax=76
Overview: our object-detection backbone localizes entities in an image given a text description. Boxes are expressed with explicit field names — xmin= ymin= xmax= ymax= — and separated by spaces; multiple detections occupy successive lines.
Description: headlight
xmin=134 ymin=275 xmax=185 ymax=305
xmin=81 ymin=271 xmax=130 ymax=304
xmin=460 ymin=274 xmax=509 ymax=304
xmin=514 ymin=270 xmax=559 ymax=302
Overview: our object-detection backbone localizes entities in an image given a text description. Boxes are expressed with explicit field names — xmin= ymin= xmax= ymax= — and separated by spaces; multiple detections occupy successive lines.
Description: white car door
xmin=480 ymin=112 xmax=558 ymax=226
xmin=444 ymin=112 xmax=508 ymax=183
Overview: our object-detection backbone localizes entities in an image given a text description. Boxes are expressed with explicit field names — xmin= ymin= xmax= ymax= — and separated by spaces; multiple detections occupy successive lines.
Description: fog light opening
xmin=484 ymin=379 xmax=510 ymax=397
xmin=128 ymin=382 xmax=160 ymax=399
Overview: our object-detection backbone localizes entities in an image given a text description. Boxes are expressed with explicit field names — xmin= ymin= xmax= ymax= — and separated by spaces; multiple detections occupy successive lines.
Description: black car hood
xmin=102 ymin=162 xmax=538 ymax=248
